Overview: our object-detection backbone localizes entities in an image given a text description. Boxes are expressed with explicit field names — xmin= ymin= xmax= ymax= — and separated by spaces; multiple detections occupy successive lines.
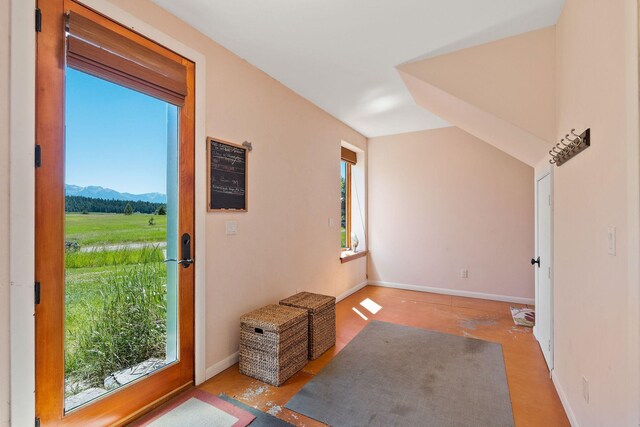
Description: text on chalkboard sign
xmin=207 ymin=138 xmax=248 ymax=211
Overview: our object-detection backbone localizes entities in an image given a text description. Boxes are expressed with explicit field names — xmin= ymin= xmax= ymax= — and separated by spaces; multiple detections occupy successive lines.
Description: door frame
xmin=533 ymin=168 xmax=554 ymax=371
xmin=36 ymin=1 xmax=196 ymax=423
xmin=9 ymin=0 xmax=207 ymax=424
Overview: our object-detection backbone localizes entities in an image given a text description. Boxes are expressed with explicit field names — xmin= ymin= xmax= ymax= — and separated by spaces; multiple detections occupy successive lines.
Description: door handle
xmin=163 ymin=234 xmax=194 ymax=268
xmin=531 ymin=256 xmax=540 ymax=267
xmin=163 ymin=258 xmax=194 ymax=266
xmin=180 ymin=233 xmax=194 ymax=268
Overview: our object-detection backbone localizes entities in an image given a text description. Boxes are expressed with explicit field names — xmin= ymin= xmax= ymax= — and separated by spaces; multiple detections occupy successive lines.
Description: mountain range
xmin=65 ymin=184 xmax=167 ymax=204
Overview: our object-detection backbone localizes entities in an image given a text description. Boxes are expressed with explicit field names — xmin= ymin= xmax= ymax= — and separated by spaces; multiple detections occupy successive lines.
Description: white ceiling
xmin=152 ymin=0 xmax=564 ymax=138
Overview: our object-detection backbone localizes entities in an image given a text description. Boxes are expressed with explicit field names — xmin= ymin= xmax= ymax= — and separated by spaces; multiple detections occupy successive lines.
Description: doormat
xmin=131 ymin=388 xmax=255 ymax=427
xmin=285 ymin=320 xmax=514 ymax=427
xmin=510 ymin=307 xmax=535 ymax=327
xmin=218 ymin=394 xmax=296 ymax=426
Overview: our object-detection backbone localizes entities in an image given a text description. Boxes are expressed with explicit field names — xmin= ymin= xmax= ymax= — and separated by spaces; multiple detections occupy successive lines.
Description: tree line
xmin=65 ymin=195 xmax=166 ymax=215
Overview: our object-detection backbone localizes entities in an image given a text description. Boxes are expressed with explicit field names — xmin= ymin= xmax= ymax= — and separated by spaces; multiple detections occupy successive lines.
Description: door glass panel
xmin=64 ymin=68 xmax=179 ymax=412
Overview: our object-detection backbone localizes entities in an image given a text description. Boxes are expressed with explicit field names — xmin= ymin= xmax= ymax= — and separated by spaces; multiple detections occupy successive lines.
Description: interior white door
xmin=534 ymin=173 xmax=553 ymax=369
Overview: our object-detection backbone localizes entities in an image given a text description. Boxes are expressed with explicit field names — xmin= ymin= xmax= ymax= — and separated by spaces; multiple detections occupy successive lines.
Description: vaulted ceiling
xmin=152 ymin=0 xmax=564 ymax=139
xmin=399 ymin=26 xmax=556 ymax=165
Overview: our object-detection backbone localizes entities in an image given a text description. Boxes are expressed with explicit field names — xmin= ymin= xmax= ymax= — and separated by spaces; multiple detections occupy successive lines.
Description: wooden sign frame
xmin=207 ymin=137 xmax=248 ymax=212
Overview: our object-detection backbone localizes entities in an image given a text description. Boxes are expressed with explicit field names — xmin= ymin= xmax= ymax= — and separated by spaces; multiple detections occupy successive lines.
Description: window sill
xmin=340 ymin=250 xmax=368 ymax=264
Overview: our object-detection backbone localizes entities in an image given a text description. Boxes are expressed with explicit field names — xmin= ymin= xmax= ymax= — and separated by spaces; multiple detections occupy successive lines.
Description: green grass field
xmin=64 ymin=213 xmax=169 ymax=392
xmin=66 ymin=246 xmax=164 ymax=269
xmin=66 ymin=213 xmax=167 ymax=246
xmin=65 ymin=247 xmax=164 ymax=347
xmin=65 ymin=264 xmax=164 ymax=347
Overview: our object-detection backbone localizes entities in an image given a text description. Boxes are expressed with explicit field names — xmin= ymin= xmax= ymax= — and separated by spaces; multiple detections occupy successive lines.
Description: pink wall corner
xmin=399 ymin=26 xmax=556 ymax=144
xmin=368 ymin=127 xmax=534 ymax=301
xmin=552 ymin=0 xmax=639 ymax=425
xmin=399 ymin=70 xmax=550 ymax=166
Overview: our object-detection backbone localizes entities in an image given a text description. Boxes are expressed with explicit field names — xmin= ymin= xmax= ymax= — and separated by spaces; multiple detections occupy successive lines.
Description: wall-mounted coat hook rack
xmin=549 ymin=128 xmax=590 ymax=166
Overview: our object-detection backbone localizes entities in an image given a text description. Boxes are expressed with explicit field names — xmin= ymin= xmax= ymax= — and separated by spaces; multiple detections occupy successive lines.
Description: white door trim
xmin=9 ymin=1 xmax=37 ymax=425
xmin=9 ymin=1 xmax=208 ymax=424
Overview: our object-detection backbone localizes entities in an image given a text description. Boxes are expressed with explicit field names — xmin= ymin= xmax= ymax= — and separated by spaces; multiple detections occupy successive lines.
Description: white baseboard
xmin=552 ymin=371 xmax=579 ymax=427
xmin=336 ymin=280 xmax=368 ymax=303
xmin=368 ymin=280 xmax=535 ymax=305
xmin=205 ymin=352 xmax=239 ymax=381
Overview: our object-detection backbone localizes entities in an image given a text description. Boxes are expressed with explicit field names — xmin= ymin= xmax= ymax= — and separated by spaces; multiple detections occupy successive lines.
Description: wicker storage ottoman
xmin=239 ymin=304 xmax=308 ymax=386
xmin=279 ymin=292 xmax=336 ymax=360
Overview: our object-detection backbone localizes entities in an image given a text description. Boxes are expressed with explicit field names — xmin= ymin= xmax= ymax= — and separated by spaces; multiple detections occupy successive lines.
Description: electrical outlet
xmin=582 ymin=377 xmax=589 ymax=403
xmin=460 ymin=269 xmax=469 ymax=279
xmin=328 ymin=218 xmax=334 ymax=227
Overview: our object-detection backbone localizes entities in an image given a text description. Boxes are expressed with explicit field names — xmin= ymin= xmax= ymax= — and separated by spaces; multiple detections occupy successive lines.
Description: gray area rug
xmin=217 ymin=394 xmax=295 ymax=427
xmin=285 ymin=320 xmax=514 ymax=427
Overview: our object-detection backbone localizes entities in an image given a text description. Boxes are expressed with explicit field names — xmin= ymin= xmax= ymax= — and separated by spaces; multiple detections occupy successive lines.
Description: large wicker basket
xmin=279 ymin=292 xmax=336 ymax=360
xmin=239 ymin=304 xmax=308 ymax=386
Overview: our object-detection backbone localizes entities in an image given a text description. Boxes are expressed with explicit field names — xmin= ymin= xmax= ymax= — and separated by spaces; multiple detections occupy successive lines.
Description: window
xmin=341 ymin=147 xmax=357 ymax=249
xmin=341 ymin=160 xmax=351 ymax=249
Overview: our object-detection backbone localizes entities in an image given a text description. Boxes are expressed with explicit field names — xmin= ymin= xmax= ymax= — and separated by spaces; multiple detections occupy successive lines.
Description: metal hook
xmin=570 ymin=129 xmax=583 ymax=145
xmin=551 ymin=128 xmax=590 ymax=166
xmin=564 ymin=136 xmax=577 ymax=149
xmin=564 ymin=135 xmax=576 ymax=148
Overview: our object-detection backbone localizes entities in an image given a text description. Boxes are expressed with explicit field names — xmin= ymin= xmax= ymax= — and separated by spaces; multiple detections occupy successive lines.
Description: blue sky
xmin=65 ymin=68 xmax=173 ymax=195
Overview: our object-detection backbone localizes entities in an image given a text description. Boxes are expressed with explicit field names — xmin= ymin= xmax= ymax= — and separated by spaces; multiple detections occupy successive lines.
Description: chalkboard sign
xmin=207 ymin=138 xmax=248 ymax=211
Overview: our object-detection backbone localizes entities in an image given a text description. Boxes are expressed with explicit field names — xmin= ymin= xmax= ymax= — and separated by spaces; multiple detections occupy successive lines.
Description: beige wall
xmin=0 ymin=0 xmax=11 ymax=423
xmin=368 ymin=127 xmax=534 ymax=300
xmin=551 ymin=0 xmax=639 ymax=424
xmin=105 ymin=0 xmax=367 ymax=368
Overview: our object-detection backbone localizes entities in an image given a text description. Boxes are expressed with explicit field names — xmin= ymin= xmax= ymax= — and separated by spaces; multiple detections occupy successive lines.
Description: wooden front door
xmin=35 ymin=1 xmax=195 ymax=425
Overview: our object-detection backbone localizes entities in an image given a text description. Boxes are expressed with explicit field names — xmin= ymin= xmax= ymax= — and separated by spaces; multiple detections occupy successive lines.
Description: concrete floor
xmin=197 ymin=285 xmax=569 ymax=426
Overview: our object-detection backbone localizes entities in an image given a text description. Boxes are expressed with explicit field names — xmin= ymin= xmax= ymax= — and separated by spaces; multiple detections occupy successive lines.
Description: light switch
xmin=226 ymin=221 xmax=238 ymax=235
xmin=582 ymin=377 xmax=589 ymax=403
xmin=607 ymin=227 xmax=616 ymax=256
xmin=328 ymin=218 xmax=334 ymax=227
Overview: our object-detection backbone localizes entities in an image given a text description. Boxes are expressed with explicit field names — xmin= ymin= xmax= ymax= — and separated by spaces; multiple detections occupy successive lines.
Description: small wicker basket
xmin=239 ymin=304 xmax=308 ymax=386
xmin=280 ymin=292 xmax=336 ymax=360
